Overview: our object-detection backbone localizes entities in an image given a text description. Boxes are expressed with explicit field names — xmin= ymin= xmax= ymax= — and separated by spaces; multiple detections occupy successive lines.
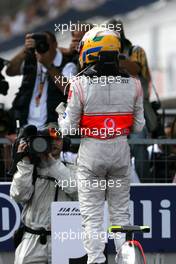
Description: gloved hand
xmin=55 ymin=102 xmax=66 ymax=124
xmin=55 ymin=102 xmax=66 ymax=115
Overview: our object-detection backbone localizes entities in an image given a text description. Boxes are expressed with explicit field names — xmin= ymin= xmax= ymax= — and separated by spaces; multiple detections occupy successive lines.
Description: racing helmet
xmin=78 ymin=27 xmax=121 ymax=68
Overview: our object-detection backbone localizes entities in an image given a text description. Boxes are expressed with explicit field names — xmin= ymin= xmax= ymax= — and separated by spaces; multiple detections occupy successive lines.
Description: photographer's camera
xmin=31 ymin=33 xmax=49 ymax=54
xmin=17 ymin=125 xmax=53 ymax=158
xmin=0 ymin=57 xmax=9 ymax=95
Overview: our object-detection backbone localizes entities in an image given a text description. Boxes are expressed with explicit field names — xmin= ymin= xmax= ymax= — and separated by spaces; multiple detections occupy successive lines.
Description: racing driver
xmin=58 ymin=27 xmax=145 ymax=264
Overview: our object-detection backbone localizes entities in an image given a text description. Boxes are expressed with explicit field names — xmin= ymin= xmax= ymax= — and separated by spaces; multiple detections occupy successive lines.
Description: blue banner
xmin=0 ymin=183 xmax=176 ymax=252
xmin=108 ymin=184 xmax=176 ymax=253
xmin=131 ymin=185 xmax=176 ymax=252
xmin=0 ymin=183 xmax=21 ymax=251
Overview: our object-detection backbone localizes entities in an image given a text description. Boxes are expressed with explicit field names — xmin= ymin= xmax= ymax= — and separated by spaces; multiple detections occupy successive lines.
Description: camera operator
xmin=10 ymin=125 xmax=77 ymax=264
xmin=6 ymin=31 xmax=77 ymax=134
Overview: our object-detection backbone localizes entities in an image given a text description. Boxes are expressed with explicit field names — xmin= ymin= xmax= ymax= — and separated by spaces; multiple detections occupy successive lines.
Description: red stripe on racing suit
xmin=80 ymin=112 xmax=134 ymax=139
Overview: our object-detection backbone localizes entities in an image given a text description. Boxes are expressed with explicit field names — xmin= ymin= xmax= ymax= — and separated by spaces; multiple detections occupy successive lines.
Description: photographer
xmin=107 ymin=19 xmax=153 ymax=182
xmin=6 ymin=31 xmax=77 ymax=133
xmin=0 ymin=103 xmax=12 ymax=180
xmin=0 ymin=57 xmax=9 ymax=96
xmin=10 ymin=125 xmax=77 ymax=264
xmin=60 ymin=22 xmax=93 ymax=69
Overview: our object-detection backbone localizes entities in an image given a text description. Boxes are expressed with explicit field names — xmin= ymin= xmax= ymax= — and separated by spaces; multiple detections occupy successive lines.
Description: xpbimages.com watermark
xmin=55 ymin=126 xmax=130 ymax=139
xmin=54 ymin=75 xmax=129 ymax=87
xmin=54 ymin=20 xmax=121 ymax=34
xmin=88 ymin=75 xmax=129 ymax=85
xmin=54 ymin=229 xmax=122 ymax=243
xmin=54 ymin=75 xmax=129 ymax=96
xmin=55 ymin=178 xmax=122 ymax=191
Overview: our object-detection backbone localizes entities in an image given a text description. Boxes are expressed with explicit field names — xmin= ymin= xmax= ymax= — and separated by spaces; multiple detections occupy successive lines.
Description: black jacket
xmin=9 ymin=53 xmax=67 ymax=132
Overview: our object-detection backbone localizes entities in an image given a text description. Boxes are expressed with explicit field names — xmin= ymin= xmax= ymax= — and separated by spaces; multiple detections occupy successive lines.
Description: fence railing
xmin=0 ymin=138 xmax=12 ymax=181
xmin=0 ymin=137 xmax=176 ymax=183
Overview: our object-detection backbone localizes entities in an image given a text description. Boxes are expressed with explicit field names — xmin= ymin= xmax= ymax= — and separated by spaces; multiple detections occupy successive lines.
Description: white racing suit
xmin=59 ymin=75 xmax=145 ymax=264
xmin=10 ymin=158 xmax=77 ymax=264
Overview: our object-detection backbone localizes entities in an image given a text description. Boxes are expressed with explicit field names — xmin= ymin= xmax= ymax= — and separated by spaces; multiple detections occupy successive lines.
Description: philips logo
xmin=130 ymin=198 xmax=172 ymax=239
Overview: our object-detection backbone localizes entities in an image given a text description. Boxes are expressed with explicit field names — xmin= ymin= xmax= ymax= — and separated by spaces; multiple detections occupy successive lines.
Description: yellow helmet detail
xmin=78 ymin=27 xmax=121 ymax=68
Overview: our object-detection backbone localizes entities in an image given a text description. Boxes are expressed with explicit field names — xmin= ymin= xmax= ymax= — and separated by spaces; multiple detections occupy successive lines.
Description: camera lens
xmin=32 ymin=34 xmax=49 ymax=53
xmin=0 ymin=80 xmax=9 ymax=95
xmin=36 ymin=41 xmax=49 ymax=53
xmin=31 ymin=137 xmax=48 ymax=153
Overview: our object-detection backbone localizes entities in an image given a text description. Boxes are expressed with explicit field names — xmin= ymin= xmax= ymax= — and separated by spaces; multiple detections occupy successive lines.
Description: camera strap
xmin=37 ymin=174 xmax=58 ymax=201
xmin=35 ymin=66 xmax=47 ymax=107
xmin=37 ymin=175 xmax=56 ymax=182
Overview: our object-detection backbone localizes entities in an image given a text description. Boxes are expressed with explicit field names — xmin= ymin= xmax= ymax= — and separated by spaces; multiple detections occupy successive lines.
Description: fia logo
xmin=0 ymin=193 xmax=21 ymax=242
xmin=57 ymin=207 xmax=80 ymax=216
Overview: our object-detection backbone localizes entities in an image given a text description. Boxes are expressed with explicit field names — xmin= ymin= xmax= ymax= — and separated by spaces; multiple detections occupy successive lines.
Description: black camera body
xmin=0 ymin=57 xmax=9 ymax=95
xmin=18 ymin=125 xmax=52 ymax=156
xmin=0 ymin=103 xmax=10 ymax=135
xmin=22 ymin=134 xmax=52 ymax=156
xmin=31 ymin=33 xmax=49 ymax=53
xmin=10 ymin=125 xmax=56 ymax=175
xmin=23 ymin=33 xmax=50 ymax=74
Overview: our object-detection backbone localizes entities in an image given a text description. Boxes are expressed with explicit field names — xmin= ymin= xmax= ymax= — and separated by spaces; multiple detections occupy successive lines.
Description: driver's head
xmin=78 ymin=27 xmax=121 ymax=69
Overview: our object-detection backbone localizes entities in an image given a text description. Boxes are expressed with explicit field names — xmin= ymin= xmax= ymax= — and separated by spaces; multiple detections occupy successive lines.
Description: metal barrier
xmin=0 ymin=137 xmax=176 ymax=183
xmin=128 ymin=138 xmax=176 ymax=183
xmin=0 ymin=138 xmax=12 ymax=181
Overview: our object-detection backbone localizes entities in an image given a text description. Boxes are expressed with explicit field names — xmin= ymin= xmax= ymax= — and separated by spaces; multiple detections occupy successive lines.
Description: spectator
xmin=170 ymin=117 xmax=176 ymax=155
xmin=70 ymin=0 xmax=106 ymax=11
xmin=0 ymin=1 xmax=101 ymax=41
xmin=34 ymin=0 xmax=48 ymax=18
xmin=164 ymin=120 xmax=173 ymax=138
xmin=6 ymin=31 xmax=77 ymax=134
xmin=149 ymin=118 xmax=176 ymax=182
xmin=0 ymin=16 xmax=12 ymax=41
xmin=0 ymin=104 xmax=12 ymax=180
xmin=10 ymin=125 xmax=77 ymax=263
xmin=108 ymin=19 xmax=152 ymax=182
xmin=171 ymin=118 xmax=176 ymax=182
xmin=24 ymin=4 xmax=41 ymax=28
xmin=10 ymin=13 xmax=26 ymax=35
xmin=59 ymin=22 xmax=93 ymax=68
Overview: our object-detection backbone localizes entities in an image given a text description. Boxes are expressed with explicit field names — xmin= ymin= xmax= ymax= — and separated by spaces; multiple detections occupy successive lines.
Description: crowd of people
xmin=0 ymin=0 xmax=106 ymax=42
